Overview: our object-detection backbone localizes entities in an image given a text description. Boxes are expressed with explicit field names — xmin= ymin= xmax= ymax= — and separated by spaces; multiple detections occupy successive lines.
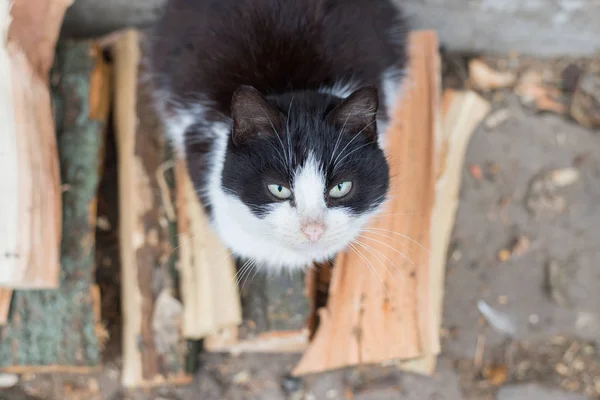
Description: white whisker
xmin=361 ymin=228 xmax=429 ymax=254
xmin=356 ymin=234 xmax=419 ymax=271
xmin=331 ymin=119 xmax=377 ymax=169
xmin=348 ymin=243 xmax=392 ymax=301
xmin=329 ymin=113 xmax=352 ymax=165
xmin=354 ymin=239 xmax=407 ymax=279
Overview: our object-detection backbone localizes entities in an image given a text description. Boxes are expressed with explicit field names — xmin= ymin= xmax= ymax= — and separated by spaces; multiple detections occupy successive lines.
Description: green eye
xmin=329 ymin=181 xmax=352 ymax=198
xmin=267 ymin=184 xmax=292 ymax=200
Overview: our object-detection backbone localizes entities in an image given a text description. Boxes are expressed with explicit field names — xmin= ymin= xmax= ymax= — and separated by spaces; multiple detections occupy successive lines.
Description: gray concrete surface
xmin=61 ymin=0 xmax=600 ymax=56
xmin=497 ymin=384 xmax=588 ymax=400
xmin=444 ymin=94 xmax=600 ymax=360
xmin=399 ymin=0 xmax=600 ymax=57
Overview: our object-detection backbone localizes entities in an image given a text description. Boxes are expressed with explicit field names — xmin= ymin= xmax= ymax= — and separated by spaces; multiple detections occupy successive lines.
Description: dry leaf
xmin=469 ymin=164 xmax=483 ymax=181
xmin=570 ymin=72 xmax=600 ymax=128
xmin=497 ymin=249 xmax=511 ymax=262
xmin=486 ymin=365 xmax=509 ymax=386
xmin=469 ymin=59 xmax=516 ymax=90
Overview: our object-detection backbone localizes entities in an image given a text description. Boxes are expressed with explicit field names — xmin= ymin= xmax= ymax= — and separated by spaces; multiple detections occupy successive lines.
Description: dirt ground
xmin=2 ymin=55 xmax=600 ymax=400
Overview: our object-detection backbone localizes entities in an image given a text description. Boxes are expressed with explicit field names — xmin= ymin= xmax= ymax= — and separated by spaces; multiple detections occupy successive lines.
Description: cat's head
xmin=211 ymin=85 xmax=389 ymax=269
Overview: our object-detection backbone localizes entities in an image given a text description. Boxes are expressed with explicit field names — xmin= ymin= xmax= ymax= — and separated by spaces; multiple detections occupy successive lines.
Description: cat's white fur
xmin=155 ymin=71 xmax=402 ymax=269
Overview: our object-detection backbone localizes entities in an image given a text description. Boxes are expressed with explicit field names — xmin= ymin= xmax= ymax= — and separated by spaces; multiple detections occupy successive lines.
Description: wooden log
xmin=397 ymin=90 xmax=490 ymax=374
xmin=292 ymin=31 xmax=441 ymax=376
xmin=174 ymin=159 xmax=242 ymax=342
xmin=112 ymin=29 xmax=191 ymax=388
xmin=0 ymin=39 xmax=109 ymax=371
xmin=0 ymin=0 xmax=72 ymax=290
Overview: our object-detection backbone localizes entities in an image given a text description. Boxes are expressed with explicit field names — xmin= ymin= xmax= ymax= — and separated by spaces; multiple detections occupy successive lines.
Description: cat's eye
xmin=267 ymin=184 xmax=292 ymax=200
xmin=329 ymin=181 xmax=353 ymax=199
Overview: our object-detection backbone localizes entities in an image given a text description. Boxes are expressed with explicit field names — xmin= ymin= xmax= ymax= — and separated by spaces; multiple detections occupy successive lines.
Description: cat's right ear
xmin=231 ymin=85 xmax=283 ymax=146
xmin=327 ymin=86 xmax=379 ymax=142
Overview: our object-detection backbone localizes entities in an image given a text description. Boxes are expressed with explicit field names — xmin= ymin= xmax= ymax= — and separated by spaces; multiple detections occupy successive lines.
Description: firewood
xmin=0 ymin=39 xmax=109 ymax=371
xmin=173 ymin=159 xmax=242 ymax=342
xmin=293 ymin=31 xmax=442 ymax=376
xmin=0 ymin=0 xmax=73 ymax=291
xmin=112 ymin=30 xmax=191 ymax=388
xmin=398 ymin=89 xmax=490 ymax=374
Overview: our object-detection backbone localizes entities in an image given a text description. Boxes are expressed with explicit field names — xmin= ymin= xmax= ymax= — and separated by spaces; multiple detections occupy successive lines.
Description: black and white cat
xmin=149 ymin=0 xmax=408 ymax=269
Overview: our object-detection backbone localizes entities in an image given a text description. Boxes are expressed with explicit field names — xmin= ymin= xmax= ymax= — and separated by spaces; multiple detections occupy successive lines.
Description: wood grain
xmin=0 ymin=0 xmax=73 ymax=289
xmin=112 ymin=30 xmax=191 ymax=389
xmin=293 ymin=31 xmax=441 ymax=376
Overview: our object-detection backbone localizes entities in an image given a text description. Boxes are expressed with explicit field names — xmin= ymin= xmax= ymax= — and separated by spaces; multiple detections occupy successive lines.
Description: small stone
xmin=545 ymin=260 xmax=572 ymax=307
xmin=96 ymin=215 xmax=111 ymax=231
xmin=550 ymin=168 xmax=580 ymax=187
xmin=232 ymin=370 xmax=250 ymax=385
xmin=510 ymin=236 xmax=530 ymax=257
xmin=528 ymin=314 xmax=540 ymax=325
xmin=572 ymin=358 xmax=586 ymax=371
xmin=281 ymin=375 xmax=303 ymax=394
xmin=555 ymin=363 xmax=570 ymax=376
xmin=0 ymin=373 xmax=18 ymax=389
xmin=485 ymin=109 xmax=511 ymax=129
xmin=571 ymin=72 xmax=600 ymax=129
xmin=561 ymin=64 xmax=583 ymax=93
xmin=497 ymin=384 xmax=587 ymax=400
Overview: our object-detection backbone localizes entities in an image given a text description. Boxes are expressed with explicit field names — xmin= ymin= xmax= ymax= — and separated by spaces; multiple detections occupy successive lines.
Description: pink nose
xmin=301 ymin=222 xmax=325 ymax=242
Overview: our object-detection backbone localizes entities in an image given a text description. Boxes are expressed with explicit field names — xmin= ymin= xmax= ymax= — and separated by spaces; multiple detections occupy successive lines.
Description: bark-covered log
xmin=0 ymin=40 xmax=108 ymax=371
xmin=174 ymin=159 xmax=242 ymax=344
xmin=112 ymin=30 xmax=191 ymax=388
xmin=205 ymin=260 xmax=313 ymax=354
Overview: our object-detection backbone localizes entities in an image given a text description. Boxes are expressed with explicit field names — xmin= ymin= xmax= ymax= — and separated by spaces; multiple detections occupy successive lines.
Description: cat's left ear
xmin=327 ymin=86 xmax=379 ymax=142
xmin=231 ymin=85 xmax=283 ymax=146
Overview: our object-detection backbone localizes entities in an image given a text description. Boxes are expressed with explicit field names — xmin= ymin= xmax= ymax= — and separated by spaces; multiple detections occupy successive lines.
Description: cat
xmin=148 ymin=0 xmax=408 ymax=270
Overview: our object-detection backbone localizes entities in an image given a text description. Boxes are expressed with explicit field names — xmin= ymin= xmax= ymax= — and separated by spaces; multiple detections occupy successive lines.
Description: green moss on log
xmin=0 ymin=40 xmax=107 ymax=369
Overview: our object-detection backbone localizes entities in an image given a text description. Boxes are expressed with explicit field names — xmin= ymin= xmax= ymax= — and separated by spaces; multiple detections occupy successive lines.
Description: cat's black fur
xmin=149 ymin=0 xmax=408 ymax=218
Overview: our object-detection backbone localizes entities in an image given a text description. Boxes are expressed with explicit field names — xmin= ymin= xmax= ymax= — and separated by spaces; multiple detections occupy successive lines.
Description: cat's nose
xmin=301 ymin=222 xmax=325 ymax=242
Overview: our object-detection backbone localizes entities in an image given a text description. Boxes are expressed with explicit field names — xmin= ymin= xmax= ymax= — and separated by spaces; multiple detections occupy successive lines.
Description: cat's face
xmin=212 ymin=86 xmax=389 ymax=269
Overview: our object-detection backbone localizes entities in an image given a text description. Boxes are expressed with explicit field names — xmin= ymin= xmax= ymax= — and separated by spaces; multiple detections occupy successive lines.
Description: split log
xmin=112 ymin=29 xmax=191 ymax=388
xmin=0 ymin=0 xmax=73 ymax=291
xmin=397 ymin=89 xmax=490 ymax=374
xmin=174 ymin=159 xmax=242 ymax=343
xmin=293 ymin=31 xmax=441 ymax=376
xmin=0 ymin=39 xmax=109 ymax=371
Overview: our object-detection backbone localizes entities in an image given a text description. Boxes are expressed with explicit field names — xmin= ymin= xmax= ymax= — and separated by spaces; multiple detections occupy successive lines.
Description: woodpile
xmin=0 ymin=1 xmax=491 ymax=388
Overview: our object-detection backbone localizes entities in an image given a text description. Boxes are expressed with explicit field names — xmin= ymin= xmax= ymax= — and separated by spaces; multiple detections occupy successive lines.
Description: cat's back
xmin=150 ymin=0 xmax=406 ymax=116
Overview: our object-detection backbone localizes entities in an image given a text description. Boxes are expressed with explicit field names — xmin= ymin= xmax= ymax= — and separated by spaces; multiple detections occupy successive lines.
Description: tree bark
xmin=0 ymin=40 xmax=109 ymax=371
xmin=112 ymin=30 xmax=191 ymax=388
